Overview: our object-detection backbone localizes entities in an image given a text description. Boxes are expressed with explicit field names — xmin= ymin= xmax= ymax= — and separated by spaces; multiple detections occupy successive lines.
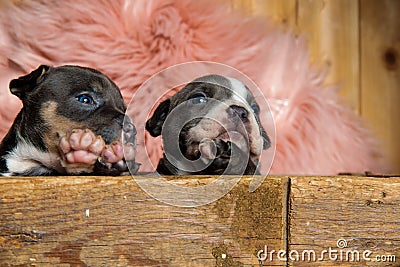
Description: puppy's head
xmin=9 ymin=65 xmax=133 ymax=151
xmin=146 ymin=74 xmax=270 ymax=163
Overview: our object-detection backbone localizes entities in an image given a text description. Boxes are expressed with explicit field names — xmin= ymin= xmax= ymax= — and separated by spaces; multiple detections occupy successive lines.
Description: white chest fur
xmin=5 ymin=140 xmax=62 ymax=175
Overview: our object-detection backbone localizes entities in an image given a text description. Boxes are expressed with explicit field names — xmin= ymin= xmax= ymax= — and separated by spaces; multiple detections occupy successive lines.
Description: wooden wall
xmin=231 ymin=0 xmax=400 ymax=173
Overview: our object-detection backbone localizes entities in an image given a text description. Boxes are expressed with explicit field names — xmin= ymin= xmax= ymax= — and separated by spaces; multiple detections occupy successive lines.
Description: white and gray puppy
xmin=146 ymin=74 xmax=270 ymax=175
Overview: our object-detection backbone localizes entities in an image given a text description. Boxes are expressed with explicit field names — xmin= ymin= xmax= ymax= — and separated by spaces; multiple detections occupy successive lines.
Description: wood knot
xmin=383 ymin=48 xmax=398 ymax=70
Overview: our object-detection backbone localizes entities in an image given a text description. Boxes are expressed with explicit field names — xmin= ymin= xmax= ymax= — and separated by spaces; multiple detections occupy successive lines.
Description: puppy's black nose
xmin=228 ymin=105 xmax=248 ymax=122
xmin=123 ymin=116 xmax=137 ymax=145
xmin=123 ymin=117 xmax=137 ymax=135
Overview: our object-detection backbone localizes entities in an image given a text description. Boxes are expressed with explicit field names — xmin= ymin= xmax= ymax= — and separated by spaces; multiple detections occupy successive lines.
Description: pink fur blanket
xmin=0 ymin=0 xmax=389 ymax=174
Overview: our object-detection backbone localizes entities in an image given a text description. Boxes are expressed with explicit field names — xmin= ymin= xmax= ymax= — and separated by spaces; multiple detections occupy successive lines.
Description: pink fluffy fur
xmin=0 ymin=0 xmax=389 ymax=174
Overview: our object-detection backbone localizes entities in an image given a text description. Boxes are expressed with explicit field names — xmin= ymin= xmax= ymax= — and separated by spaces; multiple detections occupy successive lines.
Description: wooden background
xmin=230 ymin=0 xmax=400 ymax=173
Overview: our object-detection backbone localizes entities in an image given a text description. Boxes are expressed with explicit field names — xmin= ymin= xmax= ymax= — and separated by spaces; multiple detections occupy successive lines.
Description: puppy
xmin=0 ymin=65 xmax=139 ymax=176
xmin=146 ymin=74 xmax=270 ymax=175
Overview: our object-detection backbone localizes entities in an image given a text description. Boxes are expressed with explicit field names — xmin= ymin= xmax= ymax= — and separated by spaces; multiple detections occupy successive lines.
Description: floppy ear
xmin=145 ymin=99 xmax=171 ymax=137
xmin=9 ymin=65 xmax=51 ymax=100
xmin=261 ymin=127 xmax=271 ymax=150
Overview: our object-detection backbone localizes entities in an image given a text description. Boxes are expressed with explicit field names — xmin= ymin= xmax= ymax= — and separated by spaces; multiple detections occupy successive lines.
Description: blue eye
xmin=76 ymin=94 xmax=94 ymax=105
xmin=190 ymin=93 xmax=207 ymax=104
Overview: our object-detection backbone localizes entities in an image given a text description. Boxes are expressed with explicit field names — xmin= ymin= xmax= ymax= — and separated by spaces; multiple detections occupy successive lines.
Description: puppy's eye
xmin=251 ymin=104 xmax=260 ymax=114
xmin=76 ymin=94 xmax=95 ymax=105
xmin=190 ymin=93 xmax=207 ymax=104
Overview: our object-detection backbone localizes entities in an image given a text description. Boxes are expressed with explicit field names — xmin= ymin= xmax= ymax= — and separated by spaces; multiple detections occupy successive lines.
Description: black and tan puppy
xmin=146 ymin=74 xmax=270 ymax=175
xmin=0 ymin=65 xmax=138 ymax=176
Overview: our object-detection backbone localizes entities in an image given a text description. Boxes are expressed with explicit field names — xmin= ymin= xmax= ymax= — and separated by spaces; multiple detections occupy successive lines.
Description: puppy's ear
xmin=261 ymin=127 xmax=271 ymax=150
xmin=9 ymin=65 xmax=51 ymax=100
xmin=145 ymin=99 xmax=171 ymax=137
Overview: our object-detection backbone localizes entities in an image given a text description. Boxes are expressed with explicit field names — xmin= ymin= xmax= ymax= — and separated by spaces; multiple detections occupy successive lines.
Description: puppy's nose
xmin=123 ymin=117 xmax=137 ymax=135
xmin=122 ymin=116 xmax=137 ymax=146
xmin=123 ymin=121 xmax=136 ymax=134
xmin=228 ymin=105 xmax=248 ymax=122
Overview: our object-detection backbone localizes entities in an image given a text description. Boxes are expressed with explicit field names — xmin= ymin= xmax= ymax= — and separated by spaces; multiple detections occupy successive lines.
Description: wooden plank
xmin=0 ymin=176 xmax=285 ymax=266
xmin=231 ymin=0 xmax=297 ymax=28
xmin=1 ymin=175 xmax=399 ymax=266
xmin=288 ymin=176 xmax=400 ymax=266
xmin=360 ymin=0 xmax=400 ymax=173
xmin=296 ymin=0 xmax=361 ymax=113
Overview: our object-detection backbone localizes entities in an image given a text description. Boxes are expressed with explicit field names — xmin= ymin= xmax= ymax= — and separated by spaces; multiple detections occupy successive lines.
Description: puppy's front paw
xmin=197 ymin=139 xmax=229 ymax=174
xmin=199 ymin=138 xmax=231 ymax=160
xmin=199 ymin=138 xmax=249 ymax=174
xmin=59 ymin=129 xmax=106 ymax=174
xmin=101 ymin=142 xmax=124 ymax=163
xmin=95 ymin=141 xmax=138 ymax=175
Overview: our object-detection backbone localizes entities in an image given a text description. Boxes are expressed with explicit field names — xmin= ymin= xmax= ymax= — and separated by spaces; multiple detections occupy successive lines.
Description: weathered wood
xmin=1 ymin=176 xmax=399 ymax=266
xmin=288 ymin=176 xmax=400 ymax=266
xmin=0 ymin=176 xmax=285 ymax=266
xmin=360 ymin=0 xmax=400 ymax=172
xmin=231 ymin=0 xmax=361 ymax=113
xmin=296 ymin=0 xmax=360 ymax=113
xmin=230 ymin=0 xmax=297 ymax=28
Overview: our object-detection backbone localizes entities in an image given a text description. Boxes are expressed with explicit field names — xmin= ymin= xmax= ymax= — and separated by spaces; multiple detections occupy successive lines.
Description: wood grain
xmin=1 ymin=175 xmax=399 ymax=266
xmin=360 ymin=0 xmax=400 ymax=172
xmin=231 ymin=0 xmax=297 ymax=28
xmin=296 ymin=0 xmax=360 ymax=112
xmin=288 ymin=176 xmax=400 ymax=266
xmin=0 ymin=176 xmax=285 ymax=266
xmin=231 ymin=0 xmax=361 ymax=112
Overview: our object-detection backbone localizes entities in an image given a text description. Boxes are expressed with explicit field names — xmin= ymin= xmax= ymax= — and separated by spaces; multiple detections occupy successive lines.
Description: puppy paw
xmin=92 ymin=141 xmax=138 ymax=175
xmin=198 ymin=138 xmax=217 ymax=160
xmin=200 ymin=138 xmax=249 ymax=174
xmin=101 ymin=141 xmax=124 ymax=163
xmin=59 ymin=129 xmax=106 ymax=174
xmin=60 ymin=129 xmax=105 ymax=164
xmin=59 ymin=129 xmax=138 ymax=175
xmin=212 ymin=138 xmax=232 ymax=158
